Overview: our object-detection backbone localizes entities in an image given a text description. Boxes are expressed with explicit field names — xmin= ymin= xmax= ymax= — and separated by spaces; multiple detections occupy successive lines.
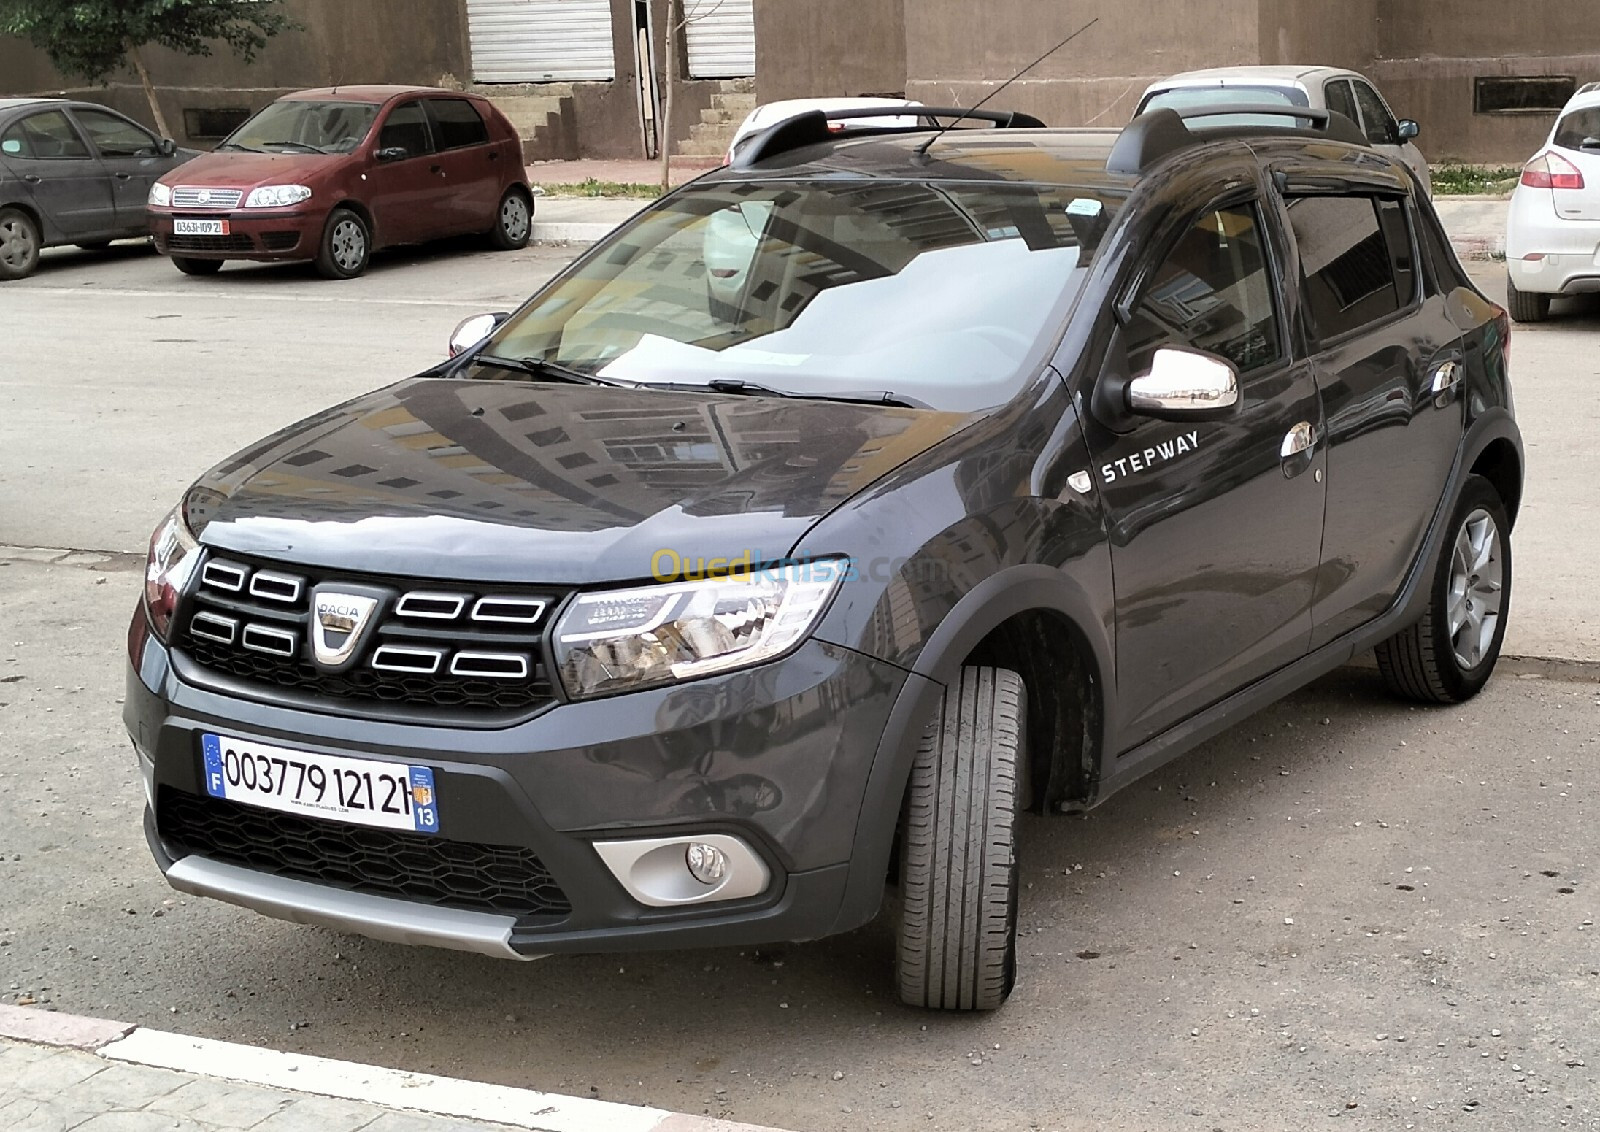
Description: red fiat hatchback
xmin=147 ymin=86 xmax=532 ymax=279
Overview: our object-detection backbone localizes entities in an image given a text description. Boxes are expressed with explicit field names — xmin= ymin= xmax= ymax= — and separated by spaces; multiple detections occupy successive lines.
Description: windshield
xmin=1140 ymin=84 xmax=1309 ymax=128
xmin=479 ymin=180 xmax=1125 ymax=412
xmin=221 ymin=100 xmax=379 ymax=154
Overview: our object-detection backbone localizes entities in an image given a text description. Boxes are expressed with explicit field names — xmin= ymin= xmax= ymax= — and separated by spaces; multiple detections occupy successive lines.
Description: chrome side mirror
xmin=448 ymin=312 xmax=507 ymax=357
xmin=1127 ymin=347 xmax=1239 ymax=420
xmin=1397 ymin=118 xmax=1420 ymax=141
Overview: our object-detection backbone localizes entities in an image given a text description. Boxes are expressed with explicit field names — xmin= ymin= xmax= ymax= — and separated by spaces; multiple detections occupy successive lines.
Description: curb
xmin=0 ymin=1005 xmax=790 ymax=1132
xmin=530 ymin=220 xmax=620 ymax=245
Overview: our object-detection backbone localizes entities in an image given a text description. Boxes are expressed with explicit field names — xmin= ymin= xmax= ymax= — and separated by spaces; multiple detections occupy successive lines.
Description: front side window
xmin=1287 ymin=195 xmax=1406 ymax=341
xmin=73 ymin=108 xmax=159 ymax=157
xmin=1124 ymin=203 xmax=1283 ymax=376
xmin=1139 ymin=84 xmax=1309 ymax=129
xmin=2 ymin=110 xmax=90 ymax=159
xmin=1553 ymin=106 xmax=1600 ymax=151
xmin=479 ymin=180 xmax=1127 ymax=412
xmin=221 ymin=100 xmax=379 ymax=154
xmin=427 ymin=99 xmax=489 ymax=149
xmin=1351 ymin=82 xmax=1399 ymax=145
xmin=377 ymin=101 xmax=432 ymax=159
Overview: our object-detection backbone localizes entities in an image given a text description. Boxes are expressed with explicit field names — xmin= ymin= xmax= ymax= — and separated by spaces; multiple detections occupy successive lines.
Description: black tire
xmin=315 ymin=207 xmax=370 ymax=279
xmin=0 ymin=206 xmax=41 ymax=281
xmin=896 ymin=666 xmax=1024 ymax=1012
xmin=1505 ymin=273 xmax=1550 ymax=323
xmin=171 ymin=256 xmax=223 ymax=276
xmin=1375 ymin=475 xmax=1512 ymax=703
xmin=488 ymin=187 xmax=533 ymax=250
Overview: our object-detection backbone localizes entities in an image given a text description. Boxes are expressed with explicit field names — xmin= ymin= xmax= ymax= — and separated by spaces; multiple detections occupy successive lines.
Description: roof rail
xmin=731 ymin=106 xmax=1046 ymax=169
xmin=1107 ymin=104 xmax=1366 ymax=175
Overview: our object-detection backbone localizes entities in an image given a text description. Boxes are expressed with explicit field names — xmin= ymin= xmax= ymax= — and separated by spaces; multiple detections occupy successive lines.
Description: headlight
xmin=553 ymin=559 xmax=848 ymax=698
xmin=243 ymin=184 xmax=313 ymax=208
xmin=148 ymin=182 xmax=172 ymax=206
xmin=143 ymin=507 xmax=200 ymax=641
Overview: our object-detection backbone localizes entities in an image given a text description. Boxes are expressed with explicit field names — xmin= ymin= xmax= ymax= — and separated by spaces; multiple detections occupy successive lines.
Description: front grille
xmin=172 ymin=186 xmax=244 ymax=208
xmin=158 ymin=788 xmax=571 ymax=920
xmin=175 ymin=552 xmax=562 ymax=719
xmin=261 ymin=231 xmax=300 ymax=251
xmin=167 ymin=233 xmax=255 ymax=252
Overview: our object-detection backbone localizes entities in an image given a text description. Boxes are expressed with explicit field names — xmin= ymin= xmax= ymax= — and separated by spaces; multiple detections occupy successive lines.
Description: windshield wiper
xmin=700 ymin=378 xmax=930 ymax=409
xmin=260 ymin=140 xmax=327 ymax=153
xmin=216 ymin=142 xmax=265 ymax=153
xmin=473 ymin=353 xmax=611 ymax=386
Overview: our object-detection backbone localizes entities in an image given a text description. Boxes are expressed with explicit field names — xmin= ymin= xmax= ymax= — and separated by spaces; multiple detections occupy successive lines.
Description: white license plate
xmin=174 ymin=218 xmax=228 ymax=236
xmin=201 ymin=734 xmax=439 ymax=834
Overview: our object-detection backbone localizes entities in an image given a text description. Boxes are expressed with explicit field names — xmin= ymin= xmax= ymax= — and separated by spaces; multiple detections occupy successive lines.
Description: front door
xmin=366 ymin=99 xmax=442 ymax=246
xmin=1083 ymin=196 xmax=1326 ymax=748
xmin=0 ymin=108 xmax=114 ymax=239
xmin=70 ymin=106 xmax=167 ymax=232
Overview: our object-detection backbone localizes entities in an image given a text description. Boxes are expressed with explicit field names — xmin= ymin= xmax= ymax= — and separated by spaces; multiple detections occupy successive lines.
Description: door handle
xmin=1280 ymin=421 xmax=1316 ymax=459
xmin=430 ymin=164 xmax=445 ymax=175
xmin=114 ymin=171 xmax=132 ymax=181
xmin=1430 ymin=360 xmax=1461 ymax=395
xmin=23 ymin=174 xmax=40 ymax=184
xmin=487 ymin=151 xmax=500 ymax=161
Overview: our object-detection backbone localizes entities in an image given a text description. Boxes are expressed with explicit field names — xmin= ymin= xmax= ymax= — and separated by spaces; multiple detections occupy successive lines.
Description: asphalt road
xmin=1 ymin=242 xmax=1598 ymax=1131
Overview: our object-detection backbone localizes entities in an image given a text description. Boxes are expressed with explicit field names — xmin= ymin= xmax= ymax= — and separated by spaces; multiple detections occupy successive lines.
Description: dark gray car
xmin=0 ymin=97 xmax=195 ymax=280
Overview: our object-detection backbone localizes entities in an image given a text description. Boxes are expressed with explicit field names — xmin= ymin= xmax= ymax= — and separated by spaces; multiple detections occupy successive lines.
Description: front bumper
xmin=148 ymin=207 xmax=323 ymax=261
xmin=126 ymin=629 xmax=919 ymax=958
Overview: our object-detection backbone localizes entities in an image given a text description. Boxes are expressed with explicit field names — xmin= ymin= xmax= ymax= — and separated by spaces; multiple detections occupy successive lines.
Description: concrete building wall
xmin=751 ymin=0 xmax=906 ymax=101
xmin=1257 ymin=0 xmax=1378 ymax=72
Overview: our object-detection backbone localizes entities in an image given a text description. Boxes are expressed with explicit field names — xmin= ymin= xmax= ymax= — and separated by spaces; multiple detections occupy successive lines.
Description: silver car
xmin=1135 ymin=65 xmax=1429 ymax=194
xmin=0 ymin=97 xmax=195 ymax=281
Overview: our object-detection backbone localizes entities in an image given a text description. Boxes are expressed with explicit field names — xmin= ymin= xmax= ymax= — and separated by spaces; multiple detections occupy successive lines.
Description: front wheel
xmin=896 ymin=666 xmax=1025 ymax=1011
xmin=1375 ymin=475 xmax=1511 ymax=703
xmin=488 ymin=187 xmax=532 ymax=250
xmin=315 ymin=207 xmax=370 ymax=279
xmin=0 ymin=207 xmax=41 ymax=281
xmin=171 ymin=256 xmax=222 ymax=276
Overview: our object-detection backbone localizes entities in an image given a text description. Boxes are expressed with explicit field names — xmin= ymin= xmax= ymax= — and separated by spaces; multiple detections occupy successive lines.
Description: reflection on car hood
xmin=186 ymin=378 xmax=974 ymax=584
xmin=159 ymin=150 xmax=336 ymax=187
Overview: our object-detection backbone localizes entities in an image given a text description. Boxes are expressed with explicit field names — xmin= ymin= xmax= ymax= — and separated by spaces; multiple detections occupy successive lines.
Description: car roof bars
xmin=1106 ymin=104 xmax=1366 ymax=175
xmin=731 ymin=106 xmax=1047 ymax=169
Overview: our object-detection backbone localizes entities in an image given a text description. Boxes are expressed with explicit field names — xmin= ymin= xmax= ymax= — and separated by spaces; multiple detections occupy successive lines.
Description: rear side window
xmin=378 ymin=101 xmax=432 ymax=158
xmin=1 ymin=110 xmax=90 ymax=159
xmin=427 ymin=99 xmax=489 ymax=150
xmin=1553 ymin=106 xmax=1600 ymax=151
xmin=1125 ymin=203 xmax=1283 ymax=375
xmin=1288 ymin=195 xmax=1412 ymax=341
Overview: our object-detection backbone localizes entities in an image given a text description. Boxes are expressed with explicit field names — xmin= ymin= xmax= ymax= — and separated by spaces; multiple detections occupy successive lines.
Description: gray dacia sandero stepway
xmin=126 ymin=103 xmax=1522 ymax=1010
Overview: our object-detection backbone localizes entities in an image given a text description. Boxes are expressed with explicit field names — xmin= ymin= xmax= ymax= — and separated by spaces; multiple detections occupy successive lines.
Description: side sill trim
xmin=165 ymin=857 xmax=542 ymax=962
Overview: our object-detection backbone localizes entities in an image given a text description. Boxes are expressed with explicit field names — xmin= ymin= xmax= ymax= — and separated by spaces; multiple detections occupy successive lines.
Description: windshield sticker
xmin=1101 ymin=429 xmax=1200 ymax=484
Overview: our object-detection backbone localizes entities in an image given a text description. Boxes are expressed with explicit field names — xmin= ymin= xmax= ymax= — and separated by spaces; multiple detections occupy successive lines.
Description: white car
xmin=1503 ymin=82 xmax=1600 ymax=322
xmin=1135 ymin=66 xmax=1429 ymax=193
xmin=725 ymin=97 xmax=922 ymax=164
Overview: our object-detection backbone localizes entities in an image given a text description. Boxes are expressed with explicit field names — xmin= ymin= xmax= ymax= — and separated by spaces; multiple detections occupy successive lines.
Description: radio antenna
xmin=914 ymin=16 xmax=1099 ymax=157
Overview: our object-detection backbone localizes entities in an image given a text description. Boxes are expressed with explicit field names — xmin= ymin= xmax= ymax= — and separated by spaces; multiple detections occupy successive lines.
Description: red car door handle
xmin=488 ymin=151 xmax=500 ymax=160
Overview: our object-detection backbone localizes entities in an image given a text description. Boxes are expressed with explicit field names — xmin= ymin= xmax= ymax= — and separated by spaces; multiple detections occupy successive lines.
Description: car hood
xmin=159 ymin=150 xmax=341 ymax=188
xmin=186 ymin=377 xmax=974 ymax=585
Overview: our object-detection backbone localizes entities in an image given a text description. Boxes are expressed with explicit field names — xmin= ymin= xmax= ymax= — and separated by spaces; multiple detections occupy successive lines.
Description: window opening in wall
xmin=1474 ymin=76 xmax=1576 ymax=114
xmin=184 ymin=107 xmax=251 ymax=140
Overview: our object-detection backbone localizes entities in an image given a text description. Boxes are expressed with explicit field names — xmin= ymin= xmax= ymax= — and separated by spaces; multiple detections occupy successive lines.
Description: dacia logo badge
xmin=309 ymin=588 xmax=381 ymax=668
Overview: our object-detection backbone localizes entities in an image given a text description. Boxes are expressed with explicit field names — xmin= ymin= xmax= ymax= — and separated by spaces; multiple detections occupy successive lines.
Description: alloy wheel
xmin=1447 ymin=507 xmax=1503 ymax=670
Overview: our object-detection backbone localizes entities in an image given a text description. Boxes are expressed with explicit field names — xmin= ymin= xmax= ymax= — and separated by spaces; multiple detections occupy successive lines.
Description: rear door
xmin=1082 ymin=182 xmax=1326 ymax=746
xmin=68 ymin=106 xmax=167 ymax=232
xmin=423 ymin=97 xmax=501 ymax=234
xmin=0 ymin=108 xmax=114 ymax=239
xmin=366 ymin=99 xmax=443 ymax=246
xmin=1277 ymin=190 xmax=1462 ymax=646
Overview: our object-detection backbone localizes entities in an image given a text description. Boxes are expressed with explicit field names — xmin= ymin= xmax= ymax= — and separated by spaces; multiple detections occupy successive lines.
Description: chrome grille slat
xmin=449 ymin=651 xmax=531 ymax=680
xmin=241 ymin=623 xmax=297 ymax=657
xmin=248 ymin=569 xmax=303 ymax=604
xmin=172 ymin=187 xmax=244 ymax=209
xmin=395 ymin=591 xmax=468 ymax=620
xmin=189 ymin=611 xmax=239 ymax=645
xmin=371 ymin=645 xmax=445 ymax=674
xmin=201 ymin=560 xmax=247 ymax=592
xmin=471 ymin=596 xmax=547 ymax=624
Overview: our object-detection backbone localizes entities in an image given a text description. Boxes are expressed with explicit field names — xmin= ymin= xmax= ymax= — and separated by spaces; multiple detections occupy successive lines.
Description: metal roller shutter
xmin=466 ymin=0 xmax=617 ymax=83
xmin=684 ymin=0 xmax=755 ymax=79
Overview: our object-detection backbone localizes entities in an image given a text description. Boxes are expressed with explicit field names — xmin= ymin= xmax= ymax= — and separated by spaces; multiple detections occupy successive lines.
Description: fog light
xmin=685 ymin=842 xmax=728 ymax=885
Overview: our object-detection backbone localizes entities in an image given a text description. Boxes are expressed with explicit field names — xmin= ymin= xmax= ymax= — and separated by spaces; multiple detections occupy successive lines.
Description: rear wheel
xmin=896 ymin=666 xmax=1024 ymax=1011
xmin=315 ymin=207 xmax=370 ymax=279
xmin=0 ymin=207 xmax=41 ymax=281
xmin=488 ymin=187 xmax=532 ymax=250
xmin=1375 ymin=475 xmax=1511 ymax=703
xmin=171 ymin=256 xmax=222 ymax=276
xmin=1505 ymin=273 xmax=1550 ymax=323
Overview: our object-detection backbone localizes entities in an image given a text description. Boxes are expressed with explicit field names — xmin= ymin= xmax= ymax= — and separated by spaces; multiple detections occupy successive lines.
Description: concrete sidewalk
xmin=524 ymin=159 xmax=1512 ymax=257
xmin=0 ymin=1006 xmax=786 ymax=1132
